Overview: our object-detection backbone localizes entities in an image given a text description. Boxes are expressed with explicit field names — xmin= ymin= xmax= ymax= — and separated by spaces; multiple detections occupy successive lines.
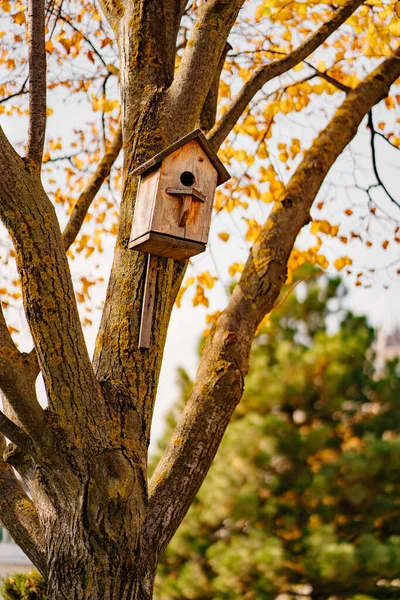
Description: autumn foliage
xmin=0 ymin=0 xmax=399 ymax=597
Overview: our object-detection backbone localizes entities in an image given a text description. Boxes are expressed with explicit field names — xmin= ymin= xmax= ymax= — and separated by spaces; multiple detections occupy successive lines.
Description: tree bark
xmin=45 ymin=512 xmax=155 ymax=600
xmin=1 ymin=0 xmax=399 ymax=596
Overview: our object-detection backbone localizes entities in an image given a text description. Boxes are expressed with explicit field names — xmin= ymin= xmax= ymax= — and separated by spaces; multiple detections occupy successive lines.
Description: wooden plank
xmin=166 ymin=187 xmax=207 ymax=202
xmin=151 ymin=140 xmax=217 ymax=244
xmin=129 ymin=169 xmax=160 ymax=244
xmin=139 ymin=254 xmax=158 ymax=349
xmin=129 ymin=232 xmax=205 ymax=260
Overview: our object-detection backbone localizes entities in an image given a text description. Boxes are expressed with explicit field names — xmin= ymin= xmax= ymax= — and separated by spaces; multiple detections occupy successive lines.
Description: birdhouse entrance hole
xmin=180 ymin=171 xmax=195 ymax=187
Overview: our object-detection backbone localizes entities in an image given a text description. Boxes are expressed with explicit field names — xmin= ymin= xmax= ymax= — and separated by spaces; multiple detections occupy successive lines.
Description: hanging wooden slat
xmin=139 ymin=254 xmax=158 ymax=349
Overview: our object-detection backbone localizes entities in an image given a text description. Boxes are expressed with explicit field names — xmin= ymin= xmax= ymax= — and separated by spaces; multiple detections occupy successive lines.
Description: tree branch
xmin=209 ymin=0 xmax=365 ymax=149
xmin=304 ymin=60 xmax=351 ymax=93
xmin=162 ymin=0 xmax=245 ymax=138
xmin=0 ymin=411 xmax=33 ymax=453
xmin=0 ymin=128 xmax=103 ymax=440
xmin=198 ymin=42 xmax=232 ymax=133
xmin=26 ymin=0 xmax=47 ymax=169
xmin=145 ymin=48 xmax=400 ymax=560
xmin=0 ymin=436 xmax=47 ymax=575
xmin=0 ymin=303 xmax=45 ymax=442
xmin=63 ymin=121 xmax=123 ymax=251
xmin=367 ymin=110 xmax=400 ymax=208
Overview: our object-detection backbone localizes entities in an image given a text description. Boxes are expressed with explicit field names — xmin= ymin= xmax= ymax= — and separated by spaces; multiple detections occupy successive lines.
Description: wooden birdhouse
xmin=129 ymin=129 xmax=230 ymax=349
xmin=129 ymin=129 xmax=230 ymax=260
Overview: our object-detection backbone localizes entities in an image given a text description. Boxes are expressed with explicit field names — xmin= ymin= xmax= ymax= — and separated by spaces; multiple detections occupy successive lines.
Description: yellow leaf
xmin=76 ymin=235 xmax=90 ymax=253
xmin=244 ymin=218 xmax=261 ymax=242
xmin=193 ymin=285 xmax=209 ymax=308
xmin=395 ymin=1 xmax=400 ymax=18
xmin=218 ymin=232 xmax=230 ymax=242
xmin=197 ymin=271 xmax=217 ymax=290
xmin=385 ymin=96 xmax=395 ymax=109
xmin=228 ymin=262 xmax=244 ymax=277
xmin=102 ymin=99 xmax=119 ymax=113
xmin=73 ymin=156 xmax=84 ymax=170
xmin=389 ymin=16 xmax=400 ymax=36
xmin=1 ymin=2 xmax=11 ymax=11
xmin=12 ymin=9 xmax=26 ymax=24
xmin=334 ymin=257 xmax=346 ymax=271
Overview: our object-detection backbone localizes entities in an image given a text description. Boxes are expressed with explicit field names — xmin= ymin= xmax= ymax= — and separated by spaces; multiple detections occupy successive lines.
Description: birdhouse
xmin=129 ymin=129 xmax=230 ymax=260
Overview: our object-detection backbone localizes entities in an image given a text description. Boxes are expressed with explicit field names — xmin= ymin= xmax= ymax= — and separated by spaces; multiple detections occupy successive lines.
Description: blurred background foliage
xmin=152 ymin=268 xmax=400 ymax=600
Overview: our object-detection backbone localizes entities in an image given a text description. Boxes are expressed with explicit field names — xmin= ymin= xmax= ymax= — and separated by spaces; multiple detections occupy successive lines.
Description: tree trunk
xmin=42 ymin=464 xmax=156 ymax=600
xmin=47 ymin=542 xmax=155 ymax=600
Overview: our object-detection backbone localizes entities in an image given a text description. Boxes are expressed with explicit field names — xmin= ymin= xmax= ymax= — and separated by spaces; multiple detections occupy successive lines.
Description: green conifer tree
xmin=154 ymin=272 xmax=400 ymax=600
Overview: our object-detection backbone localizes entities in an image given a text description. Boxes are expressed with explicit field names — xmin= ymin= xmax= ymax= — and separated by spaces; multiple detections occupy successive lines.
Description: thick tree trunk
xmin=47 ymin=540 xmax=155 ymax=600
xmin=42 ymin=465 xmax=156 ymax=600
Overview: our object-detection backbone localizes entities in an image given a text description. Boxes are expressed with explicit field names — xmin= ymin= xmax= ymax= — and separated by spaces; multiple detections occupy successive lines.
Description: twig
xmin=0 ymin=77 xmax=29 ymax=105
xmin=367 ymin=111 xmax=400 ymax=209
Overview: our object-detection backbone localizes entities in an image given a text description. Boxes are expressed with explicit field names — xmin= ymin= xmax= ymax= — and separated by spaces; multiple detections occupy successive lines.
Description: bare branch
xmin=163 ymin=0 xmax=245 ymax=137
xmin=0 ymin=436 xmax=47 ymax=575
xmin=0 ymin=77 xmax=29 ymax=105
xmin=367 ymin=110 xmax=400 ymax=208
xmin=209 ymin=0 xmax=365 ymax=149
xmin=146 ymin=48 xmax=400 ymax=559
xmin=63 ymin=121 xmax=123 ymax=251
xmin=26 ymin=0 xmax=47 ymax=168
xmin=304 ymin=60 xmax=351 ymax=93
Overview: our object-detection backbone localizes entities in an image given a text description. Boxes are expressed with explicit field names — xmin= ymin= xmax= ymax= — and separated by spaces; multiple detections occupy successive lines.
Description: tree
xmin=154 ymin=273 xmax=400 ymax=600
xmin=0 ymin=0 xmax=399 ymax=596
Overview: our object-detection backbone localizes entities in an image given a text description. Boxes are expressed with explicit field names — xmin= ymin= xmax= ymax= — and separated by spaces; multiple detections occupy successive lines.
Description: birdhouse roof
xmin=130 ymin=129 xmax=230 ymax=186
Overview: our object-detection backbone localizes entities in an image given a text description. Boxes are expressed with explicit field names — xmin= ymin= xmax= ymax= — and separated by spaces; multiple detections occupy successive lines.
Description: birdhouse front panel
xmin=150 ymin=139 xmax=218 ymax=245
xmin=129 ymin=129 xmax=230 ymax=260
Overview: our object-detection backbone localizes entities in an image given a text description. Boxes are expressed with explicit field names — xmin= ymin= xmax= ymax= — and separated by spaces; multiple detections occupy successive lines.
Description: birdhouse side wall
xmin=130 ymin=169 xmax=160 ymax=243
xmin=150 ymin=140 xmax=218 ymax=245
